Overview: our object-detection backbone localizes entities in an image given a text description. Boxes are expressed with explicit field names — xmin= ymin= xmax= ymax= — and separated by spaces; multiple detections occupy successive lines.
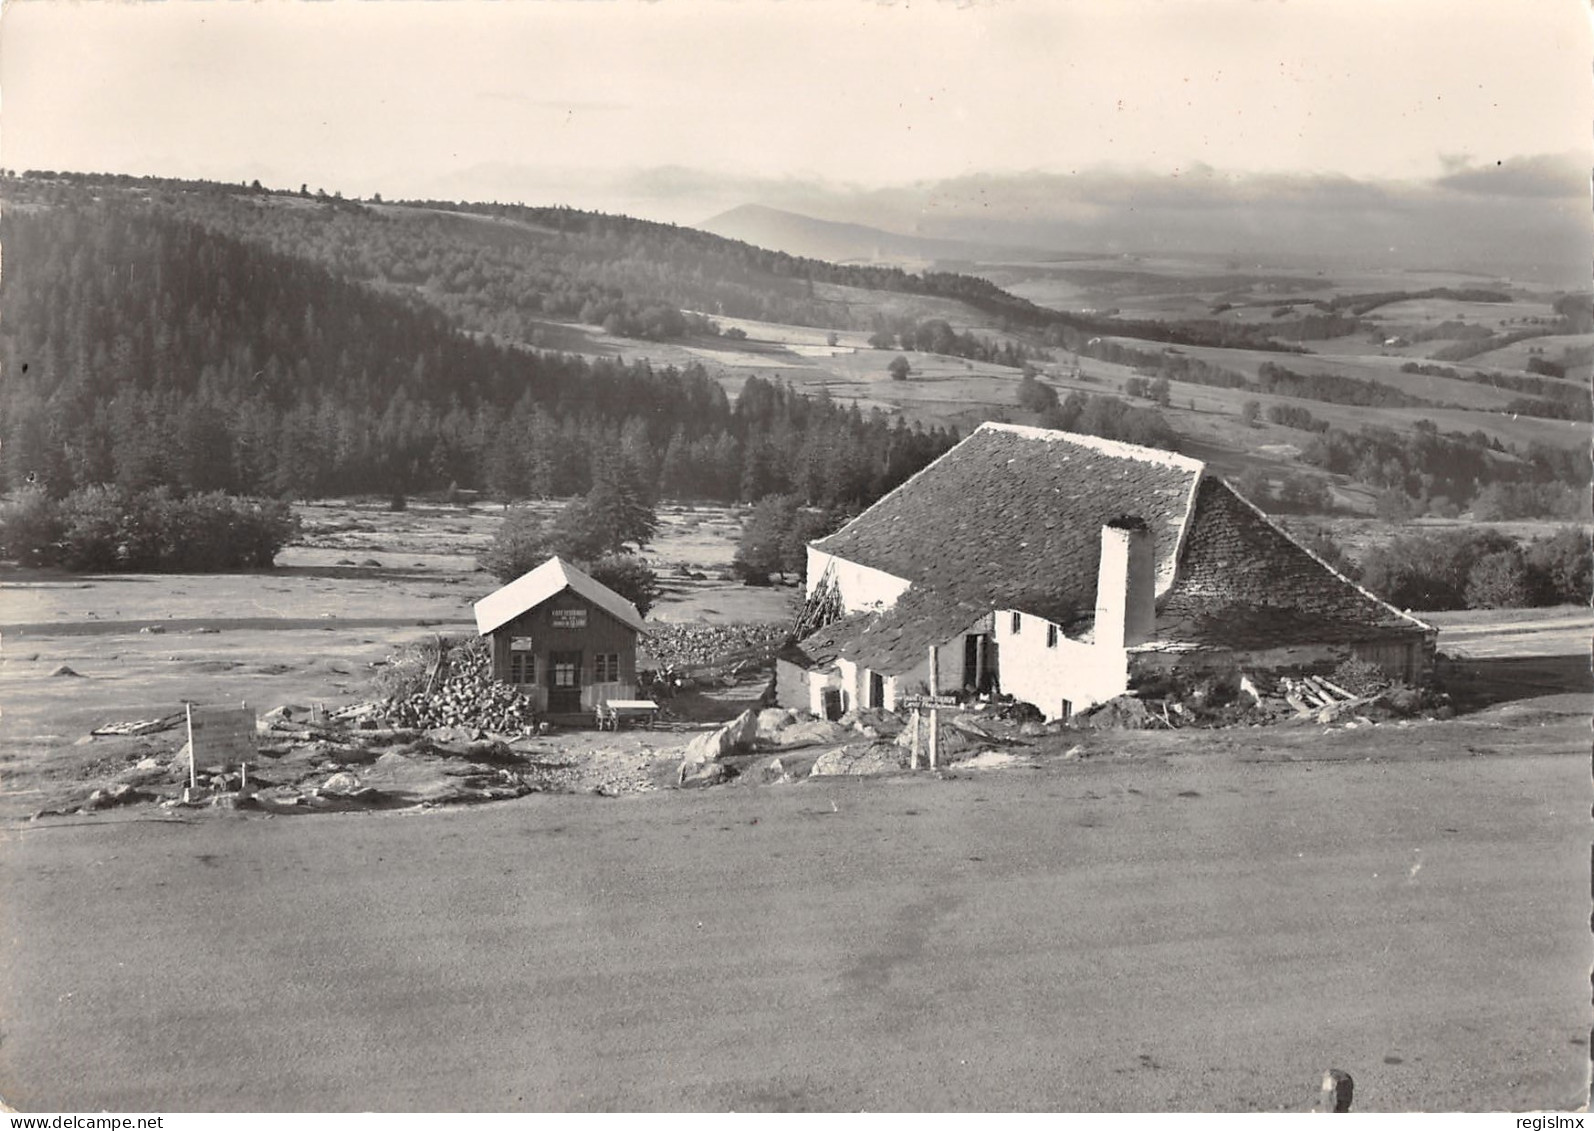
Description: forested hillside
xmin=0 ymin=199 xmax=959 ymax=506
xmin=5 ymin=173 xmax=1316 ymax=354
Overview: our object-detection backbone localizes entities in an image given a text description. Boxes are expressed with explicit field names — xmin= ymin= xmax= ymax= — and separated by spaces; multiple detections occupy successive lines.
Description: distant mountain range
xmin=698 ymin=204 xmax=1016 ymax=268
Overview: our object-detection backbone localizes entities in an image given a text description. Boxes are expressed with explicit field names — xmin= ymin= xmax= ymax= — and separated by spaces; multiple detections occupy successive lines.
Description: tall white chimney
xmin=1094 ymin=516 xmax=1156 ymax=651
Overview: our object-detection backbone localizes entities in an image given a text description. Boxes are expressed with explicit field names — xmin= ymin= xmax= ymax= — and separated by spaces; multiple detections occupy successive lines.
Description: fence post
xmin=1319 ymin=1069 xmax=1354 ymax=1112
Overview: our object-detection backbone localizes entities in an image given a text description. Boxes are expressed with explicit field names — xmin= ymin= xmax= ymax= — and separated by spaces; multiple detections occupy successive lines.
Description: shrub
xmin=1464 ymin=550 xmax=1532 ymax=609
xmin=586 ymin=554 xmax=661 ymax=616
xmin=1360 ymin=528 xmax=1517 ymax=610
xmin=0 ymin=485 xmax=63 ymax=566
xmin=13 ymin=487 xmax=299 ymax=572
xmin=478 ymin=507 xmax=554 ymax=582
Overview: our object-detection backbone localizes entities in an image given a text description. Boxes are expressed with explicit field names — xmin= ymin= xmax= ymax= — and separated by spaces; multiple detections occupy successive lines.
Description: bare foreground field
xmin=0 ymin=503 xmax=1590 ymax=1111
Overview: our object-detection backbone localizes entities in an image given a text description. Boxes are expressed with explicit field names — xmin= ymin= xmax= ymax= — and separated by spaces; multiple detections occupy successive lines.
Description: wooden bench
xmin=595 ymin=699 xmax=660 ymax=730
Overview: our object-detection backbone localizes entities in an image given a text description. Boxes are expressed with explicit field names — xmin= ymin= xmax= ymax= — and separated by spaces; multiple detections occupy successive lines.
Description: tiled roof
xmin=474 ymin=556 xmax=647 ymax=636
xmin=783 ymin=588 xmax=989 ymax=676
xmin=812 ymin=423 xmax=1203 ymax=626
xmin=1156 ymin=478 xmax=1432 ymax=649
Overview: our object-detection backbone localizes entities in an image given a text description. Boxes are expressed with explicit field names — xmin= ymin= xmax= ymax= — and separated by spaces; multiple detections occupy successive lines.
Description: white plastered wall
xmin=994 ymin=611 xmax=1130 ymax=721
xmin=806 ymin=548 xmax=912 ymax=614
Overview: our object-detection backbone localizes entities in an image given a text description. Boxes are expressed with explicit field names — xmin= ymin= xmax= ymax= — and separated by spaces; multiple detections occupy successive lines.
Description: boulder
xmin=1074 ymin=695 xmax=1157 ymax=730
xmin=321 ymin=771 xmax=363 ymax=795
xmin=766 ymin=718 xmax=849 ymax=749
xmin=677 ymin=760 xmax=732 ymax=788
xmin=50 ymin=665 xmax=83 ymax=678
xmin=680 ymin=709 xmax=760 ymax=765
xmin=840 ymin=707 xmax=905 ymax=738
xmin=755 ymin=708 xmax=797 ymax=738
xmin=810 ymin=743 xmax=909 ymax=777
xmin=892 ymin=720 xmax=973 ymax=756
xmin=80 ymin=783 xmax=153 ymax=811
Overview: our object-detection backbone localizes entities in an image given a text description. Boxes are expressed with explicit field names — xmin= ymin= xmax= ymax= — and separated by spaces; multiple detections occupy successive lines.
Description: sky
xmin=2 ymin=0 xmax=1590 ymax=275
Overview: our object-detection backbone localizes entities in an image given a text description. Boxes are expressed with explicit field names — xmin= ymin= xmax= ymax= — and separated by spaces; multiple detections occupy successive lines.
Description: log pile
xmin=381 ymin=639 xmax=536 ymax=732
xmin=1281 ymin=674 xmax=1374 ymax=724
xmin=640 ymin=622 xmax=788 ymax=675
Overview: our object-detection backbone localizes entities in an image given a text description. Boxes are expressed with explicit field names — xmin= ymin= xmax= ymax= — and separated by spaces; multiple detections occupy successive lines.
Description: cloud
xmin=1434 ymin=152 xmax=1588 ymax=198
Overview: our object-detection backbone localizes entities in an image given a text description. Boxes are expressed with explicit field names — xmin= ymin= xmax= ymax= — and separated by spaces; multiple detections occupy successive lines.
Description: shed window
xmin=1046 ymin=623 xmax=1058 ymax=648
xmin=1010 ymin=612 xmax=1022 ymax=634
xmin=594 ymin=653 xmax=620 ymax=683
xmin=508 ymin=651 xmax=535 ymax=685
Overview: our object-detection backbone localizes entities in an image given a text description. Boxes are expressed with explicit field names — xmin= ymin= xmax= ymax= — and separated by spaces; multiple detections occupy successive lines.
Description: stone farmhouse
xmin=777 ymin=422 xmax=1436 ymax=722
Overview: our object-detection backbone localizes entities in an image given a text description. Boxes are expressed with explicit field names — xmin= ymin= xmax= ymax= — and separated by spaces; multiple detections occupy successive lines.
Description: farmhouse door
xmin=548 ymin=651 xmax=583 ymax=714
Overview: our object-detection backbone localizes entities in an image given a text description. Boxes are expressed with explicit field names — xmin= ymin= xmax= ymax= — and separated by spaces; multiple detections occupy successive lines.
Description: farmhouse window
xmin=508 ymin=650 xmax=536 ymax=685
xmin=1010 ymin=612 xmax=1022 ymax=634
xmin=1046 ymin=623 xmax=1058 ymax=648
xmin=552 ymin=608 xmax=587 ymax=629
xmin=552 ymin=658 xmax=579 ymax=687
xmin=594 ymin=653 xmax=621 ymax=683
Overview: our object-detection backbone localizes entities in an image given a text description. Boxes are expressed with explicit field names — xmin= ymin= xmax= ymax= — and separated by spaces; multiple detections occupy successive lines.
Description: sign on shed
xmin=186 ymin=703 xmax=257 ymax=772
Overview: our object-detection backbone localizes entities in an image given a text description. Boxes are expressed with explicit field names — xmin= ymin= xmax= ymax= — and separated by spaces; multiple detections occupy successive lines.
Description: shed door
xmin=548 ymin=651 xmax=583 ymax=714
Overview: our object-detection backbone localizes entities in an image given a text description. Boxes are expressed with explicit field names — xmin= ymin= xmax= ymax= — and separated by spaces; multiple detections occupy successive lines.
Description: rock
xmin=948 ymin=714 xmax=998 ymax=741
xmin=810 ymin=743 xmax=909 ymax=777
xmin=1018 ymin=721 xmax=1048 ymax=738
xmin=50 ymin=665 xmax=83 ymax=678
xmin=760 ymin=757 xmax=791 ymax=784
xmin=80 ymin=784 xmax=153 ymax=811
xmin=766 ymin=718 xmax=849 ymax=749
xmin=321 ymin=771 xmax=363 ymax=794
xmin=1373 ymin=687 xmax=1422 ymax=717
xmin=756 ymin=708 xmax=796 ymax=738
xmin=1074 ymin=695 xmax=1157 ymax=730
xmin=136 ymin=757 xmax=161 ymax=770
xmin=423 ymin=725 xmax=482 ymax=746
xmin=139 ymin=624 xmax=166 ymax=634
xmin=677 ymin=760 xmax=732 ymax=788
xmin=193 ymin=626 xmax=220 ymax=634
xmin=680 ymin=709 xmax=759 ymax=765
xmin=893 ymin=720 xmax=973 ymax=755
xmin=840 ymin=707 xmax=905 ymax=739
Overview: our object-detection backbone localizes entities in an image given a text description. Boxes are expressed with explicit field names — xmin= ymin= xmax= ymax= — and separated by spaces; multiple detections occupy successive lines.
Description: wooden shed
xmin=473 ymin=557 xmax=647 ymax=719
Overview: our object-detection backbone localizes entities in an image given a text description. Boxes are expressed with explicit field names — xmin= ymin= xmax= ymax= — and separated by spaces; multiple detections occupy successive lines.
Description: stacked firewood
xmin=641 ymin=623 xmax=789 ymax=674
xmin=382 ymin=640 xmax=537 ymax=732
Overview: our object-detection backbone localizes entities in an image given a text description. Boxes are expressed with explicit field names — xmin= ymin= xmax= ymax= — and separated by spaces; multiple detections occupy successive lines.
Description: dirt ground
xmin=0 ymin=717 xmax=1587 ymax=1112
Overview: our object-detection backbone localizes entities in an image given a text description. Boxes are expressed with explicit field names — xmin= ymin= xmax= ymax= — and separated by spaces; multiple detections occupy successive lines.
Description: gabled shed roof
xmin=474 ymin=556 xmax=647 ymax=636
xmin=812 ymin=422 xmax=1203 ymax=625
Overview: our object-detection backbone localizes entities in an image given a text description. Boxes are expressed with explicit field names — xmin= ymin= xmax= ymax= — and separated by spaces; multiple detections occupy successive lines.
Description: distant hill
xmin=699 ymin=203 xmax=996 ymax=268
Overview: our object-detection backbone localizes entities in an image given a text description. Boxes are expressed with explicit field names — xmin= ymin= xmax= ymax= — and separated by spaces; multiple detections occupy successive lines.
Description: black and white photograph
xmin=0 ymin=0 xmax=1589 ymax=1115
